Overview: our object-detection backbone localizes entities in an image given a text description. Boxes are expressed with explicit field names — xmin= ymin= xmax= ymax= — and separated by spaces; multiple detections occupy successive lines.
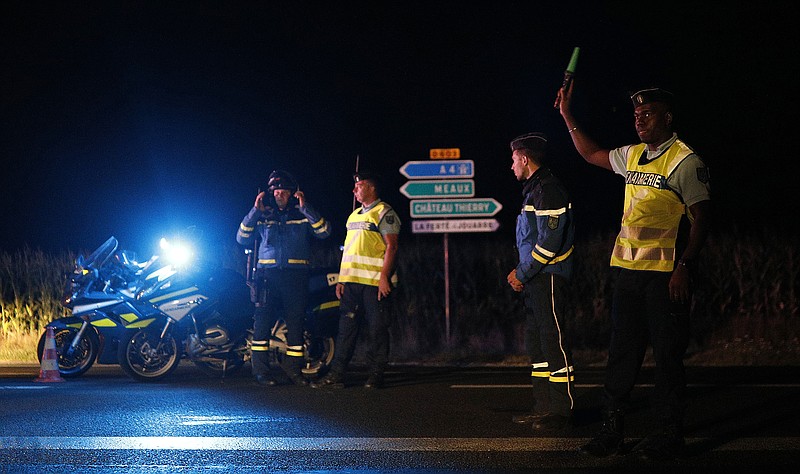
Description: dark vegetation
xmin=2 ymin=230 xmax=798 ymax=365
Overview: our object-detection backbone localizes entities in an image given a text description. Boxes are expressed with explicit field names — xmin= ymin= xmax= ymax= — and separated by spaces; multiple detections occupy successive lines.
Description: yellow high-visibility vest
xmin=611 ymin=140 xmax=694 ymax=272
xmin=339 ymin=202 xmax=395 ymax=286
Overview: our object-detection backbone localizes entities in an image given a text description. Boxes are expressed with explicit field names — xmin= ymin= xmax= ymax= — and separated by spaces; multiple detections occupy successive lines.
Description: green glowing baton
xmin=554 ymin=47 xmax=580 ymax=108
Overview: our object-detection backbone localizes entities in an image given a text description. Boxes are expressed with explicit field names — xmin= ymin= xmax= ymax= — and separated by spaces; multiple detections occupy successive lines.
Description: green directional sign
xmin=410 ymin=198 xmax=502 ymax=218
xmin=400 ymin=179 xmax=475 ymax=199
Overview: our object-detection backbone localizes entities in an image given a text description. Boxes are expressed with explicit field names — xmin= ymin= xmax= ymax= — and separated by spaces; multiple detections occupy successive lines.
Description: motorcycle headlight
xmin=159 ymin=238 xmax=193 ymax=266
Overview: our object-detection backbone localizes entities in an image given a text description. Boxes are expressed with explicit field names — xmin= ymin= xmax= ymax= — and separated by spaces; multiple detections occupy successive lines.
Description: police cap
xmin=510 ymin=132 xmax=548 ymax=152
xmin=353 ymin=170 xmax=380 ymax=184
xmin=630 ymin=88 xmax=675 ymax=108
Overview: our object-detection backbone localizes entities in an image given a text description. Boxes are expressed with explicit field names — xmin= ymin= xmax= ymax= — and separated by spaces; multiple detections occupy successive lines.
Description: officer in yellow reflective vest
xmin=312 ymin=170 xmax=400 ymax=389
xmin=557 ymin=85 xmax=711 ymax=461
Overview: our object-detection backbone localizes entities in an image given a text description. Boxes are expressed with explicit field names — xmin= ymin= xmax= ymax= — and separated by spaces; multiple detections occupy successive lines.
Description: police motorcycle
xmin=37 ymin=234 xmax=341 ymax=382
xmin=36 ymin=234 xmax=254 ymax=381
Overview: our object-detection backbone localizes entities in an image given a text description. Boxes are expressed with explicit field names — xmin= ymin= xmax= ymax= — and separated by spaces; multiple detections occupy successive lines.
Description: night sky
xmin=2 ymin=2 xmax=798 ymax=257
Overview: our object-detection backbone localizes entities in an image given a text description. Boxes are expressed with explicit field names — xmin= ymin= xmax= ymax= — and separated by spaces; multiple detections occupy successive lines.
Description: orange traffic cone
xmin=34 ymin=326 xmax=65 ymax=383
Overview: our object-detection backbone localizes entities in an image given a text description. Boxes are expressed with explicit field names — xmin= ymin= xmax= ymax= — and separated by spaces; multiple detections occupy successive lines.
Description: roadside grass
xmin=0 ymin=332 xmax=39 ymax=363
xmin=2 ymin=228 xmax=799 ymax=366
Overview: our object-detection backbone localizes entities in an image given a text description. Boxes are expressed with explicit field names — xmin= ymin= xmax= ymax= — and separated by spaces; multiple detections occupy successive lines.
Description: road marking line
xmin=0 ymin=437 xmax=798 ymax=451
xmin=179 ymin=415 xmax=297 ymax=426
xmin=451 ymin=383 xmax=800 ymax=388
xmin=0 ymin=386 xmax=51 ymax=390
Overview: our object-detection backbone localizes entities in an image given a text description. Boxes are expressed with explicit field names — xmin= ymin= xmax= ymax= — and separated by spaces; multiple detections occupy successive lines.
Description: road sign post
xmin=399 ymin=154 xmax=503 ymax=345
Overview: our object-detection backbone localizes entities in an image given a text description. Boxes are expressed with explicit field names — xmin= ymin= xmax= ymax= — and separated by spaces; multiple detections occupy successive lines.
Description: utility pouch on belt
xmin=251 ymin=272 xmax=269 ymax=305
xmin=247 ymin=279 xmax=258 ymax=304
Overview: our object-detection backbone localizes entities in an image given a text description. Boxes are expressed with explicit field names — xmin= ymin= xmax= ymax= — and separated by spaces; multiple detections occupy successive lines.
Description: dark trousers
xmin=251 ymin=267 xmax=308 ymax=376
xmin=330 ymin=282 xmax=391 ymax=376
xmin=603 ymin=268 xmax=690 ymax=426
xmin=523 ymin=273 xmax=574 ymax=417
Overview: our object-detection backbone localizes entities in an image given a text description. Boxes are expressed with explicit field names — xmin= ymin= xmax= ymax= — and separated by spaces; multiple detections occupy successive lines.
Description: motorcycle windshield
xmin=83 ymin=236 xmax=119 ymax=270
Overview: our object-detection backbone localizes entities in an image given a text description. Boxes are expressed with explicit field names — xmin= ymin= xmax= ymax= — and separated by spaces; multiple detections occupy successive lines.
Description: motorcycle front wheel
xmin=118 ymin=328 xmax=181 ymax=382
xmin=36 ymin=327 xmax=99 ymax=378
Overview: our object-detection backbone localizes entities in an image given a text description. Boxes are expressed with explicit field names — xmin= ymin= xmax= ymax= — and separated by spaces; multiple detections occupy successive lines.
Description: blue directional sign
xmin=410 ymin=198 xmax=502 ymax=218
xmin=399 ymin=160 xmax=474 ymax=179
xmin=400 ymin=179 xmax=475 ymax=199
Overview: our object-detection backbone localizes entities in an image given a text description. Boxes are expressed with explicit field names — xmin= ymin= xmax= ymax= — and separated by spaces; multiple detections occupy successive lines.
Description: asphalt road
xmin=1 ymin=363 xmax=798 ymax=472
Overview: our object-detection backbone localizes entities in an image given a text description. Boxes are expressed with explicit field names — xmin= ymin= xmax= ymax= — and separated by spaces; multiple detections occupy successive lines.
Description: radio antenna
xmin=352 ymin=154 xmax=360 ymax=211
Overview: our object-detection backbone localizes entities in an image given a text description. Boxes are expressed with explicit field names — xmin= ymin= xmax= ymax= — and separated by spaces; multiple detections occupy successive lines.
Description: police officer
xmin=506 ymin=132 xmax=576 ymax=433
xmin=236 ymin=170 xmax=331 ymax=386
xmin=556 ymin=84 xmax=712 ymax=460
xmin=312 ymin=170 xmax=400 ymax=389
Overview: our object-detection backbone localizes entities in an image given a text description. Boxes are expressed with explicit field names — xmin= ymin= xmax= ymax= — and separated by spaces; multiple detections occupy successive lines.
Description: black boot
xmin=532 ymin=413 xmax=572 ymax=434
xmin=514 ymin=370 xmax=551 ymax=424
xmin=634 ymin=422 xmax=685 ymax=461
xmin=310 ymin=371 xmax=345 ymax=389
xmin=281 ymin=356 xmax=309 ymax=386
xmin=579 ymin=409 xmax=624 ymax=457
xmin=364 ymin=373 xmax=385 ymax=389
